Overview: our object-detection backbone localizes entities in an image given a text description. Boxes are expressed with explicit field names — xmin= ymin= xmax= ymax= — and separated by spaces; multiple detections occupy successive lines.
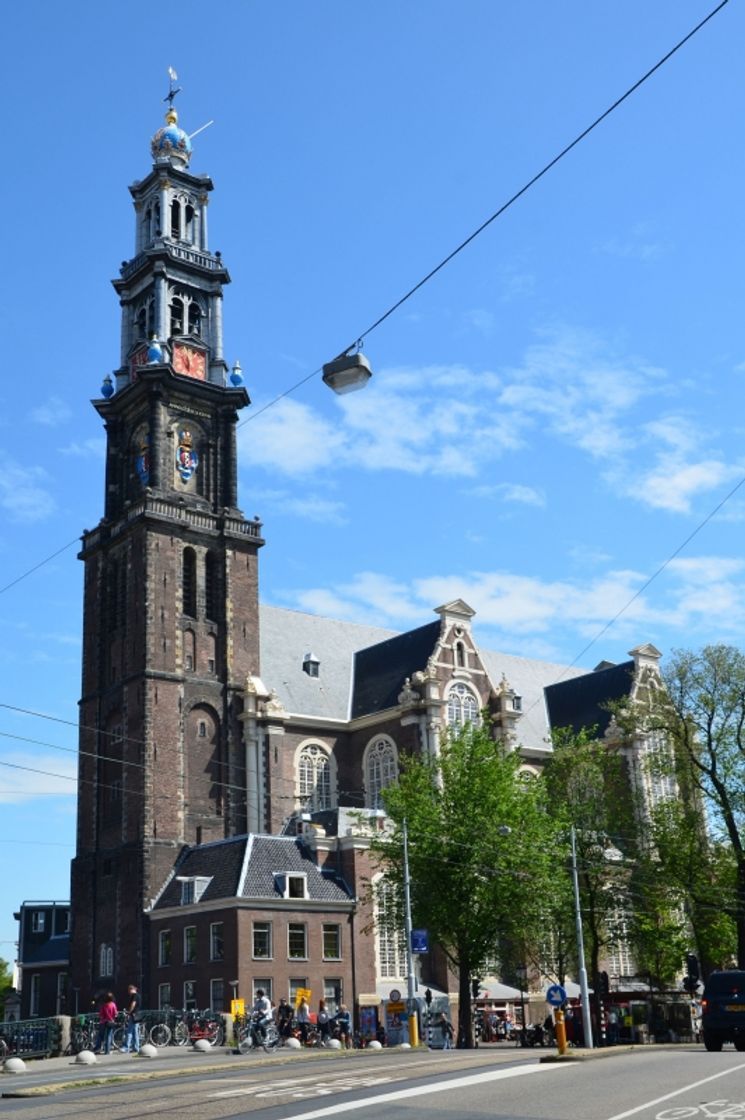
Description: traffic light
xmin=598 ymin=971 xmax=610 ymax=997
xmin=471 ymin=977 xmax=482 ymax=1000
xmin=686 ymin=953 xmax=700 ymax=982
xmin=683 ymin=975 xmax=698 ymax=995
xmin=424 ymin=988 xmax=433 ymax=1007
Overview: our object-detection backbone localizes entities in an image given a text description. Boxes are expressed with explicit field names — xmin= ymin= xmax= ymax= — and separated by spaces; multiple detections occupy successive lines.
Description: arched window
xmin=374 ymin=877 xmax=406 ymax=981
xmin=297 ymin=742 xmax=333 ymax=812
xmin=182 ymin=548 xmax=197 ymax=618
xmin=204 ymin=551 xmax=217 ymax=619
xmin=170 ymin=198 xmax=181 ymax=239
xmin=184 ymin=628 xmax=195 ymax=672
xmin=454 ymin=640 xmax=467 ymax=668
xmin=170 ymin=296 xmax=184 ymax=336
xmin=364 ymin=737 xmax=398 ymax=810
xmin=446 ymin=682 xmax=481 ymax=728
xmin=185 ymin=203 xmax=195 ymax=243
xmin=188 ymin=300 xmax=201 ymax=335
xmin=99 ymin=943 xmax=114 ymax=978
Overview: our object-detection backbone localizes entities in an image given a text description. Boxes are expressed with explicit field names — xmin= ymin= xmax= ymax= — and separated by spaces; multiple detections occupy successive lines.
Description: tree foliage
xmin=372 ymin=721 xmax=563 ymax=1047
xmin=0 ymin=957 xmax=13 ymax=1019
xmin=632 ymin=645 xmax=745 ymax=968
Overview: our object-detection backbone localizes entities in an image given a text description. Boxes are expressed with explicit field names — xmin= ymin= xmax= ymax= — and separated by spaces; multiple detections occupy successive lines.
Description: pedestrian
xmin=276 ymin=997 xmax=293 ymax=1039
xmin=317 ymin=999 xmax=330 ymax=1046
xmin=121 ymin=984 xmax=141 ymax=1053
xmin=296 ymin=997 xmax=311 ymax=1044
xmin=334 ymin=1004 xmax=352 ymax=1049
xmin=94 ymin=991 xmax=118 ymax=1055
xmin=438 ymin=1011 xmax=454 ymax=1050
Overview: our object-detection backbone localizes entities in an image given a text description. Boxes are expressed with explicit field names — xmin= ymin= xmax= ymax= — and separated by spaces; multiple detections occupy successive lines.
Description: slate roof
xmin=259 ymin=604 xmax=588 ymax=752
xmin=544 ymin=659 xmax=635 ymax=739
xmin=351 ymin=621 xmax=441 ymax=719
xmin=152 ymin=833 xmax=351 ymax=910
xmin=480 ymin=648 xmax=588 ymax=755
xmin=260 ymin=605 xmax=396 ymax=720
xmin=240 ymin=835 xmax=351 ymax=902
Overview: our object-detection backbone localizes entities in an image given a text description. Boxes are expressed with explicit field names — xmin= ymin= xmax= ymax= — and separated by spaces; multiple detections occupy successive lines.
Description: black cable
xmin=239 ymin=0 xmax=729 ymax=432
xmin=0 ymin=537 xmax=79 ymax=598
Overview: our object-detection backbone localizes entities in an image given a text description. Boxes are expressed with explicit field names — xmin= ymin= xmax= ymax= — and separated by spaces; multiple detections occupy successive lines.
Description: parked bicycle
xmin=148 ymin=1008 xmax=223 ymax=1047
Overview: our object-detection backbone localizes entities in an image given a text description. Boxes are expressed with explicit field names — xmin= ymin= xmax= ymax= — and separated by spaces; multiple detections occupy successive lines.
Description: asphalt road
xmin=3 ymin=1044 xmax=745 ymax=1120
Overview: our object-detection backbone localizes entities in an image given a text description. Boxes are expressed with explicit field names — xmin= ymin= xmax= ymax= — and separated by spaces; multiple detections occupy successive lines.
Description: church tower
xmin=70 ymin=92 xmax=263 ymax=1001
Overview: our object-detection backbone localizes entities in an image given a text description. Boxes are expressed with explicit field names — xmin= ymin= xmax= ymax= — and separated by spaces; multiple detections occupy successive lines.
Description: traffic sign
xmin=546 ymin=984 xmax=567 ymax=1007
xmin=411 ymin=929 xmax=429 ymax=953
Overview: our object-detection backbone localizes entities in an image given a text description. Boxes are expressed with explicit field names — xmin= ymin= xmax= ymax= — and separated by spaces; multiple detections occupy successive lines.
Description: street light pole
xmin=402 ymin=818 xmax=419 ymax=1046
xmin=571 ymin=826 xmax=594 ymax=1048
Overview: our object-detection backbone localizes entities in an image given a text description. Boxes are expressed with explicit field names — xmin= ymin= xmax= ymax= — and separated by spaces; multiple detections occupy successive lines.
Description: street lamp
xmin=322 ymin=349 xmax=372 ymax=394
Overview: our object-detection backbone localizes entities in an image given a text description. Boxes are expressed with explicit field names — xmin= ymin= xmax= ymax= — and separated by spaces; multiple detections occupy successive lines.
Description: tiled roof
xmin=240 ymin=835 xmax=352 ymax=902
xmin=152 ymin=834 xmax=351 ymax=910
xmin=153 ymin=836 xmax=246 ymax=909
xmin=544 ymin=659 xmax=635 ymax=739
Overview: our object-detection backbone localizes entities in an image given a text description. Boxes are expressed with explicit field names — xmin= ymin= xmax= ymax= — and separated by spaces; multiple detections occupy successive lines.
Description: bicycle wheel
xmin=0 ymin=1037 xmax=8 ymax=1059
xmin=112 ymin=1027 xmax=126 ymax=1051
xmin=149 ymin=1023 xmax=172 ymax=1047
xmin=173 ymin=1020 xmax=190 ymax=1046
xmin=238 ymin=1026 xmax=255 ymax=1054
xmin=263 ymin=1024 xmax=280 ymax=1051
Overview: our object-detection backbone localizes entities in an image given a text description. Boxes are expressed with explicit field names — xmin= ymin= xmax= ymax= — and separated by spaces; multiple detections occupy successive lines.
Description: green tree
xmin=633 ymin=645 xmax=745 ymax=969
xmin=372 ymin=721 xmax=562 ymax=1047
xmin=0 ymin=957 xmax=13 ymax=1019
xmin=544 ymin=728 xmax=637 ymax=1013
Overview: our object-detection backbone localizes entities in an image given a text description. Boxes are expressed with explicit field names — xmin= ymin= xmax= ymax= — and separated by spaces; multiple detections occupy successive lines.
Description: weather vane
xmin=164 ymin=66 xmax=182 ymax=107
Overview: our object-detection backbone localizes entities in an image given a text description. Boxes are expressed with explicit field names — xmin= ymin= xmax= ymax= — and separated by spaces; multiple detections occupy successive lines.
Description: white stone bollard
xmin=285 ymin=1037 xmax=302 ymax=1049
xmin=139 ymin=1043 xmax=158 ymax=1059
xmin=367 ymin=1040 xmax=382 ymax=1050
xmin=193 ymin=1038 xmax=212 ymax=1052
xmin=3 ymin=1057 xmax=27 ymax=1074
xmin=75 ymin=1049 xmax=97 ymax=1065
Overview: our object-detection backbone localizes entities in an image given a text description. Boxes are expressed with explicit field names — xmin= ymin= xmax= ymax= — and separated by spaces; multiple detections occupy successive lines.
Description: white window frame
xmin=210 ymin=921 xmax=224 ymax=961
xmin=183 ymin=925 xmax=197 ymax=964
xmin=31 ymin=911 xmax=46 ymax=934
xmin=158 ymin=929 xmax=171 ymax=967
xmin=253 ymin=920 xmax=273 ymax=959
xmin=158 ymin=982 xmax=171 ymax=1009
xmin=288 ymin=922 xmax=308 ymax=960
xmin=445 ymin=681 xmax=481 ymax=728
xmin=296 ymin=741 xmax=334 ymax=813
xmin=322 ymin=923 xmax=341 ymax=960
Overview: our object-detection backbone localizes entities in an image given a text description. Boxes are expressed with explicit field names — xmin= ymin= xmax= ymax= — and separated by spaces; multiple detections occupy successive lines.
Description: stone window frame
xmin=363 ymin=735 xmax=399 ymax=810
xmin=445 ymin=681 xmax=481 ymax=729
xmin=294 ymin=739 xmax=336 ymax=814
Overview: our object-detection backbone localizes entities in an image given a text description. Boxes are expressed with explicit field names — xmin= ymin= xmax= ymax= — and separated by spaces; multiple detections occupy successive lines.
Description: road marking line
xmin=276 ymin=1061 xmax=568 ymax=1120
xmin=606 ymin=1062 xmax=745 ymax=1120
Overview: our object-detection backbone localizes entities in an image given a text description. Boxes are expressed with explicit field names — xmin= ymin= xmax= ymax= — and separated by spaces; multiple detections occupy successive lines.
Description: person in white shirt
xmin=252 ymin=988 xmax=272 ymax=1040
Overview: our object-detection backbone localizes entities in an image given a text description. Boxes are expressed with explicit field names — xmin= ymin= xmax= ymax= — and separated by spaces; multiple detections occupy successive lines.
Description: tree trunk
xmin=458 ymin=966 xmax=474 ymax=1048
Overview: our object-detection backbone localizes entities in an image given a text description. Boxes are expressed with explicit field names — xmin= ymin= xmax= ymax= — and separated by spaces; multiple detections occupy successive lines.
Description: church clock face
xmin=173 ymin=343 xmax=206 ymax=380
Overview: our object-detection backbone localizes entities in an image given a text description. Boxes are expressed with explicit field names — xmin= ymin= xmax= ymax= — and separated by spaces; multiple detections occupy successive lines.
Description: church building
xmin=69 ymin=93 xmax=660 ymax=1020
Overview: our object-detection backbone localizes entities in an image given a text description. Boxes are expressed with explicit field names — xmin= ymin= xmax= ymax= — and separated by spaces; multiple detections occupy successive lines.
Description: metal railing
xmin=0 ymin=1017 xmax=61 ymax=1059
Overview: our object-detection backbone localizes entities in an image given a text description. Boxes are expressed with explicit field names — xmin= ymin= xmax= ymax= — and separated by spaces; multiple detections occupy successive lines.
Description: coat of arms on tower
xmin=176 ymin=428 xmax=199 ymax=482
xmin=135 ymin=434 xmax=150 ymax=487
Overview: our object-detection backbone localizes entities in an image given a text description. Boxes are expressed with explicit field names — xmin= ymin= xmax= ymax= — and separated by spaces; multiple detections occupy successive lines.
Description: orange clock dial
xmin=173 ymin=344 xmax=207 ymax=380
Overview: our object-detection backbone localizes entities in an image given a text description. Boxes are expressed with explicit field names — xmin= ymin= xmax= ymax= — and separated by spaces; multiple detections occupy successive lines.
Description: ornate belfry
xmin=71 ymin=89 xmax=263 ymax=1000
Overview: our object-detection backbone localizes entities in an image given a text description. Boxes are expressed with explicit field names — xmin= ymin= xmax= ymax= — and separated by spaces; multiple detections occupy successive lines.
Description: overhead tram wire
xmin=238 ymin=0 xmax=729 ymax=430
xmin=0 ymin=2 xmax=731 ymax=622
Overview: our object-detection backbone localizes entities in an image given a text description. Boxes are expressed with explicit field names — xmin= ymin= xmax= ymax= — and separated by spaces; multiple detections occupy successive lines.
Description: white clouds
xmin=0 ymin=752 xmax=77 ymax=805
xmin=595 ymin=222 xmax=670 ymax=263
xmin=636 ymin=457 xmax=740 ymax=514
xmin=281 ymin=553 xmax=745 ymax=654
xmin=239 ymin=326 xmax=740 ymax=519
xmin=468 ymin=482 xmax=546 ymax=507
xmin=29 ymin=396 xmax=72 ymax=427
xmin=59 ymin=438 xmax=106 ymax=459
xmin=0 ymin=464 xmax=55 ymax=522
xmin=253 ymin=487 xmax=347 ymax=524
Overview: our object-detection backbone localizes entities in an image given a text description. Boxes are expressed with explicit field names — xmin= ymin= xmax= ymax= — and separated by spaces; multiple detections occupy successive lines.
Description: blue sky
xmin=0 ymin=0 xmax=742 ymax=959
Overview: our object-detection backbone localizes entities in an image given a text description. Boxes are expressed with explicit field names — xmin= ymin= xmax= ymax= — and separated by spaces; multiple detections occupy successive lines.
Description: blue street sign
xmin=411 ymin=929 xmax=429 ymax=953
xmin=546 ymin=984 xmax=567 ymax=1007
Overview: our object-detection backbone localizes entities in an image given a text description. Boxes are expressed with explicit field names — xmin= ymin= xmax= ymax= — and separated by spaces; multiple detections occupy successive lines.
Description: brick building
xmin=69 ymin=90 xmax=661 ymax=1019
xmin=13 ymin=901 xmax=71 ymax=1019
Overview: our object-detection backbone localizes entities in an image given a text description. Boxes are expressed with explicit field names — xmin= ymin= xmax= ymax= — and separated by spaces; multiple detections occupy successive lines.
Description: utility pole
xmin=571 ymin=826 xmax=594 ymax=1048
xmin=402 ymin=819 xmax=419 ymax=1046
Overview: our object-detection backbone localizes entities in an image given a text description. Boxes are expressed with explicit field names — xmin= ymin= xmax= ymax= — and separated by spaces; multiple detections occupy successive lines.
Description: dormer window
xmin=179 ymin=876 xmax=211 ymax=905
xmin=275 ymin=872 xmax=308 ymax=900
xmin=512 ymin=694 xmax=522 ymax=712
xmin=302 ymin=652 xmax=320 ymax=678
